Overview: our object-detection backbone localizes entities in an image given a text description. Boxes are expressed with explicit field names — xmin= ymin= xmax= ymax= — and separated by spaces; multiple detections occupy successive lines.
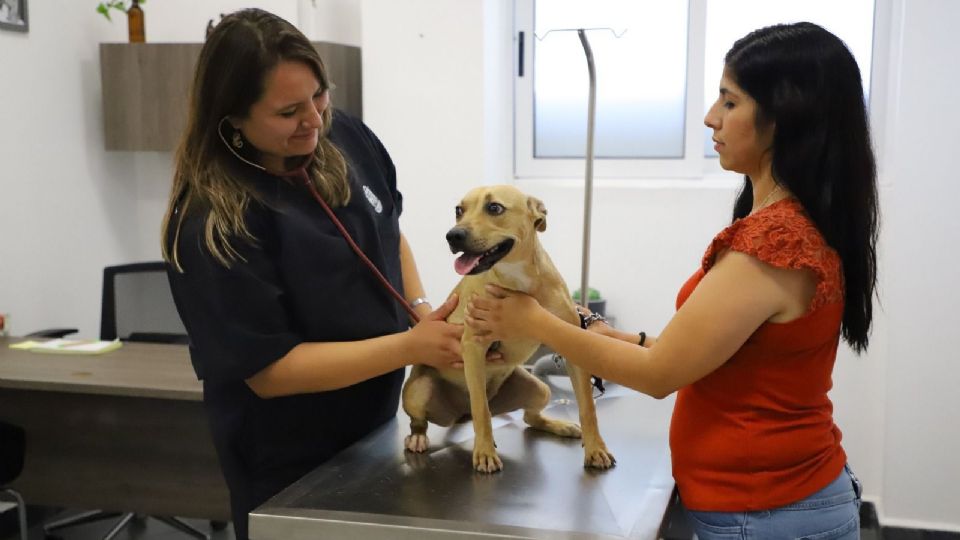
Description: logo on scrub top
xmin=362 ymin=185 xmax=383 ymax=214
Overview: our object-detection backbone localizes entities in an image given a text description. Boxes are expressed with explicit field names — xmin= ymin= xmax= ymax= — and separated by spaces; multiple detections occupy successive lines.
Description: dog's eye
xmin=486 ymin=202 xmax=505 ymax=215
xmin=455 ymin=206 xmax=464 ymax=218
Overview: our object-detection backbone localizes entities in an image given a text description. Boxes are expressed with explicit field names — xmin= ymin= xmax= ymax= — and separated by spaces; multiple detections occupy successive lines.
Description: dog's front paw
xmin=583 ymin=444 xmax=616 ymax=469
xmin=404 ymin=433 xmax=430 ymax=453
xmin=472 ymin=442 xmax=503 ymax=473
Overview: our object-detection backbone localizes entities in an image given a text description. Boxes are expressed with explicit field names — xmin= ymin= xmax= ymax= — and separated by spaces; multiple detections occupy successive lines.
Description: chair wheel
xmin=210 ymin=520 xmax=229 ymax=531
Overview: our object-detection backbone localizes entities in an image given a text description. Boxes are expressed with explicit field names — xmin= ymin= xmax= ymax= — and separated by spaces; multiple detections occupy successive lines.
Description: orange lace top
xmin=670 ymin=198 xmax=847 ymax=511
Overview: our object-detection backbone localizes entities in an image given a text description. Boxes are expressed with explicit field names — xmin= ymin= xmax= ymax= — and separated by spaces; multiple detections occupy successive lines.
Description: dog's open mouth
xmin=453 ymin=239 xmax=515 ymax=276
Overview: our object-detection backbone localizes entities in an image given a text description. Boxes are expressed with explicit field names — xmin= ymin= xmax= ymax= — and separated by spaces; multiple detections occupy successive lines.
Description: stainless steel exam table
xmin=250 ymin=383 xmax=675 ymax=539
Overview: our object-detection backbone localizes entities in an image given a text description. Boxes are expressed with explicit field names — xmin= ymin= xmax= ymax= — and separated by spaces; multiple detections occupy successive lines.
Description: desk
xmin=251 ymin=385 xmax=675 ymax=540
xmin=0 ymin=337 xmax=230 ymax=520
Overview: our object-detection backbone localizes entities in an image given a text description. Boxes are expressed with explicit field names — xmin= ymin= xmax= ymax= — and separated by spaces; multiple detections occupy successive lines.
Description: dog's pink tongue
xmin=454 ymin=254 xmax=481 ymax=275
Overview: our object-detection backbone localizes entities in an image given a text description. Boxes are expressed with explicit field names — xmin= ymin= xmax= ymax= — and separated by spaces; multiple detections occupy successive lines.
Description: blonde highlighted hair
xmin=161 ymin=8 xmax=349 ymax=271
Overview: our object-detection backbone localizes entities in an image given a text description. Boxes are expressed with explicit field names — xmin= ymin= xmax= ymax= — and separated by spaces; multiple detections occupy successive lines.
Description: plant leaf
xmin=96 ymin=3 xmax=112 ymax=21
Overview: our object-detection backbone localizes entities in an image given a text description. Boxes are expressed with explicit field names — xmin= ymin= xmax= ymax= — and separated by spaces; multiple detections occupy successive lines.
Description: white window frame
xmin=513 ymin=0 xmax=890 ymax=181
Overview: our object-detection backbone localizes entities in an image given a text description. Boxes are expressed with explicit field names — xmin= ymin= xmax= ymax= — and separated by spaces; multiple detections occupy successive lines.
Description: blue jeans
xmin=683 ymin=464 xmax=863 ymax=540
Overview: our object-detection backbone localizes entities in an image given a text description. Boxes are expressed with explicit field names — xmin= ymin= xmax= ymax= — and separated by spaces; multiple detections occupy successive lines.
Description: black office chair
xmin=0 ymin=422 xmax=28 ymax=540
xmin=43 ymin=262 xmax=223 ymax=540
xmin=99 ymin=262 xmax=191 ymax=345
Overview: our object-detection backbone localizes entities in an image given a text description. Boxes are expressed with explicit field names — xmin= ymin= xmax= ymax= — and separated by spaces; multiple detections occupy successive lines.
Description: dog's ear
xmin=527 ymin=196 xmax=547 ymax=232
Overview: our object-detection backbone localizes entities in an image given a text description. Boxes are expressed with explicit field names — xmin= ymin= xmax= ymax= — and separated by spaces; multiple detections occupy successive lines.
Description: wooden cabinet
xmin=99 ymin=42 xmax=362 ymax=151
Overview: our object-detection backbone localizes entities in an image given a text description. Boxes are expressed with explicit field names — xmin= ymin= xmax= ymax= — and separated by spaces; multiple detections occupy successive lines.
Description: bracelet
xmin=579 ymin=311 xmax=608 ymax=329
xmin=638 ymin=331 xmax=647 ymax=347
xmin=410 ymin=297 xmax=431 ymax=308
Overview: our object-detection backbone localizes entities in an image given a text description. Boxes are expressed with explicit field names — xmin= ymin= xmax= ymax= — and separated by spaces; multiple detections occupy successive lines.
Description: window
xmin=514 ymin=0 xmax=877 ymax=179
xmin=531 ymin=1 xmax=689 ymax=160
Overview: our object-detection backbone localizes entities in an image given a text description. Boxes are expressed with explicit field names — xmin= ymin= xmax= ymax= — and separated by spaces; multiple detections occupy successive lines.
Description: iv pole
xmin=577 ymin=28 xmax=597 ymax=313
xmin=536 ymin=28 xmax=625 ymax=312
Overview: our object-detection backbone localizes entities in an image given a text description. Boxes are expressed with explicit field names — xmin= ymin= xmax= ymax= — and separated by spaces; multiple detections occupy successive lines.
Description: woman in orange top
xmin=466 ymin=22 xmax=877 ymax=539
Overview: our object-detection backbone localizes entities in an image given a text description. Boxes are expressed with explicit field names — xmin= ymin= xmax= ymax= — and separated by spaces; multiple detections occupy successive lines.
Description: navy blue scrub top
xmin=166 ymin=110 xmax=407 ymax=512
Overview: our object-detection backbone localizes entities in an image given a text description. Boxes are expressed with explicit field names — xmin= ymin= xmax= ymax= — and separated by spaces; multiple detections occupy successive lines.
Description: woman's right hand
xmin=405 ymin=294 xmax=467 ymax=369
xmin=406 ymin=293 xmax=508 ymax=368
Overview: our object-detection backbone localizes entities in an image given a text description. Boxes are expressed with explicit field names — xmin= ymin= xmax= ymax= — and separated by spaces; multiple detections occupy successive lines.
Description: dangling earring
xmin=217 ymin=116 xmax=265 ymax=171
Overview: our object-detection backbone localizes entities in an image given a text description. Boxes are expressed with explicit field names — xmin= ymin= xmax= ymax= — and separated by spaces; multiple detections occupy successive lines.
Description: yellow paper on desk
xmin=22 ymin=338 xmax=123 ymax=355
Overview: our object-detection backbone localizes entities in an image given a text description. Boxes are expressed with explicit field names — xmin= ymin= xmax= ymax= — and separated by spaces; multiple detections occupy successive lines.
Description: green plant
xmin=96 ymin=0 xmax=144 ymax=21
xmin=572 ymin=287 xmax=602 ymax=302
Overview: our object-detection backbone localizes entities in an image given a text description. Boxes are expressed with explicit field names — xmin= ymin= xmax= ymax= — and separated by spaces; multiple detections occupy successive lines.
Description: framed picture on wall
xmin=0 ymin=0 xmax=28 ymax=32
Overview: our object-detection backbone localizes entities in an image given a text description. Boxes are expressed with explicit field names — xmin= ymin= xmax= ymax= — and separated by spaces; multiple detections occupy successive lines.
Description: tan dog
xmin=402 ymin=185 xmax=614 ymax=473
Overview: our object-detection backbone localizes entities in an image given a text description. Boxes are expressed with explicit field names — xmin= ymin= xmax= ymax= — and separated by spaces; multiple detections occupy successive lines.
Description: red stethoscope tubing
xmin=282 ymin=165 xmax=422 ymax=324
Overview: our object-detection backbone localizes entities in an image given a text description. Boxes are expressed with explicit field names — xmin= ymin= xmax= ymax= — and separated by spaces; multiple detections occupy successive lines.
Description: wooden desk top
xmin=0 ymin=337 xmax=202 ymax=401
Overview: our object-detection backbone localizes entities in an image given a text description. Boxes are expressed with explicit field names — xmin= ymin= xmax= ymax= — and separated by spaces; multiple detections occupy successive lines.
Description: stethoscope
xmin=218 ymin=118 xmax=421 ymax=324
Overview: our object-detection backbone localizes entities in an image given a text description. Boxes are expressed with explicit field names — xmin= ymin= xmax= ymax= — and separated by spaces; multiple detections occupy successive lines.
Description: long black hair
xmin=725 ymin=22 xmax=878 ymax=353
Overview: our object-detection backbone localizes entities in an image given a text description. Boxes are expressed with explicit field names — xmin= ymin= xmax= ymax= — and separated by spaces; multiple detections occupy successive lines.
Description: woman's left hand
xmin=465 ymin=284 xmax=546 ymax=342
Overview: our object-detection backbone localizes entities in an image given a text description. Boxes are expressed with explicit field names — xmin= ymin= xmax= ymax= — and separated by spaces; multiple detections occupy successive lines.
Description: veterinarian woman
xmin=466 ymin=22 xmax=875 ymax=539
xmin=161 ymin=9 xmax=495 ymax=540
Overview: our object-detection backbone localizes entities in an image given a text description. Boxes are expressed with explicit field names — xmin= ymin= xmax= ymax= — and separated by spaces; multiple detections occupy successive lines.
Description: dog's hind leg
xmin=406 ymin=418 xmax=430 ymax=453
xmin=490 ymin=368 xmax=582 ymax=438
xmin=402 ymin=372 xmax=433 ymax=452
xmin=402 ymin=369 xmax=470 ymax=452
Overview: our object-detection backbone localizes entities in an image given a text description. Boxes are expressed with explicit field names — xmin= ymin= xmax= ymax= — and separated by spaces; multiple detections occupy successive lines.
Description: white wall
xmin=874 ymin=0 xmax=960 ymax=529
xmin=303 ymin=0 xmax=362 ymax=46
xmin=1 ymin=0 xmax=956 ymax=530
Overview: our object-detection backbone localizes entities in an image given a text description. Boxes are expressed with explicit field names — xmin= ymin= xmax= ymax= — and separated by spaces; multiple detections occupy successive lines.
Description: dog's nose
xmin=446 ymin=227 xmax=468 ymax=251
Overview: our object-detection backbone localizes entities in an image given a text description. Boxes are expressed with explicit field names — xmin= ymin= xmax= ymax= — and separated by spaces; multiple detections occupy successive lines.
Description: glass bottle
xmin=127 ymin=0 xmax=145 ymax=43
